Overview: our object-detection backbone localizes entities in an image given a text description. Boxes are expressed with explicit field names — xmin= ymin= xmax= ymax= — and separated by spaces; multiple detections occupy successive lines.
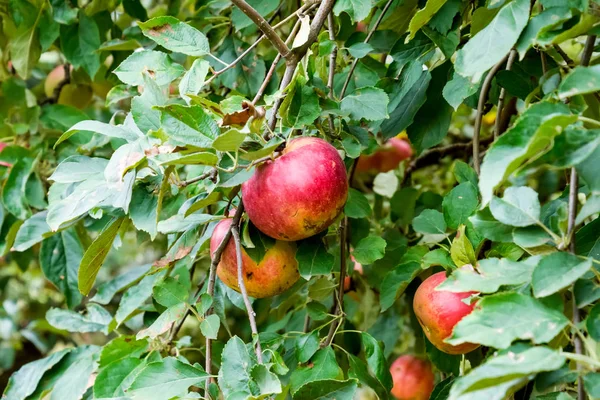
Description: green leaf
xmin=153 ymin=277 xmax=188 ymax=307
xmin=296 ymin=237 xmax=335 ymax=280
xmin=231 ymin=0 xmax=279 ymax=30
xmin=353 ymin=236 xmax=387 ymax=265
xmin=116 ymin=273 xmax=162 ymax=325
xmin=8 ymin=5 xmax=43 ymax=79
xmin=575 ymin=278 xmax=600 ymax=308
xmin=137 ymin=303 xmax=187 ymax=340
xmin=157 ymin=213 xmax=216 ymax=234
xmin=532 ymin=252 xmax=592 ymax=297
xmin=281 ymin=81 xmax=321 ymax=128
xmin=13 ymin=211 xmax=52 ymax=252
xmin=94 ymin=357 xmax=143 ymax=398
xmin=56 ymin=120 xmax=140 ymax=147
xmin=558 ymin=65 xmax=600 ymax=100
xmin=46 ymin=303 xmax=112 ymax=334
xmin=490 ymin=187 xmax=541 ymax=227
xmin=3 ymin=349 xmax=70 ymax=400
xmin=469 ymin=208 xmax=513 ymax=242
xmin=2 ymin=157 xmax=34 ymax=220
xmin=373 ymin=171 xmax=399 ymax=198
xmin=99 ymin=336 xmax=149 ymax=367
xmin=345 ymin=188 xmax=372 ymax=219
xmin=48 ymin=350 xmax=99 ymax=400
xmin=127 ymin=357 xmax=208 ymax=400
xmin=454 ymin=0 xmax=529 ymax=82
xmin=515 ymin=7 xmax=572 ymax=58
xmin=139 ymin=16 xmax=210 ymax=56
xmin=218 ymin=336 xmax=256 ymax=398
xmin=158 ymin=104 xmax=218 ymax=148
xmin=431 ymin=377 xmax=456 ymax=400
xmin=296 ymin=331 xmax=320 ymax=363
xmin=213 ymin=129 xmax=246 ymax=152
xmin=60 ymin=12 xmax=101 ymax=78
xmin=179 ymin=59 xmax=210 ymax=103
xmin=200 ymin=314 xmax=220 ymax=340
xmin=423 ymin=248 xmax=455 ymax=270
xmin=341 ymin=86 xmax=389 ymax=122
xmin=450 ymin=226 xmax=476 ymax=267
xmin=40 ymin=230 xmax=83 ymax=309
xmin=443 ymin=71 xmax=481 ymax=110
xmin=291 ymin=347 xmax=343 ymax=395
xmin=333 ymin=0 xmax=372 ymax=22
xmin=447 ymin=292 xmax=569 ymax=349
xmin=78 ymin=218 xmax=127 ymax=295
xmin=479 ymin=102 xmax=576 ymax=206
xmin=49 ymin=156 xmax=108 ymax=183
xmin=438 ymin=257 xmax=536 ymax=293
xmin=584 ymin=373 xmax=600 ymax=399
xmin=443 ymin=183 xmax=479 ymax=230
xmin=347 ymin=42 xmax=374 ymax=58
xmin=129 ymin=186 xmax=159 ymax=240
xmin=348 ymin=354 xmax=389 ymax=400
xmin=155 ymin=152 xmax=219 ymax=167
xmin=586 ymin=302 xmax=600 ymax=341
xmin=362 ymin=332 xmax=393 ymax=392
xmin=413 ymin=209 xmax=447 ymax=235
xmin=251 ymin=364 xmax=282 ymax=396
xmin=453 ymin=160 xmax=479 ymax=188
xmin=114 ymin=50 xmax=185 ymax=86
xmin=132 ymin=74 xmax=166 ymax=134
xmin=408 ymin=0 xmax=448 ymax=39
xmin=380 ymin=260 xmax=422 ymax=312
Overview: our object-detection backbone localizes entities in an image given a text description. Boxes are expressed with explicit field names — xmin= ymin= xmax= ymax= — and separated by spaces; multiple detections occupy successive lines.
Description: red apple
xmin=344 ymin=255 xmax=363 ymax=292
xmin=413 ymin=272 xmax=479 ymax=354
xmin=45 ymin=65 xmax=69 ymax=98
xmin=210 ymin=218 xmax=300 ymax=298
xmin=241 ymin=137 xmax=348 ymax=241
xmin=356 ymin=138 xmax=413 ymax=174
xmin=390 ymin=355 xmax=435 ymax=400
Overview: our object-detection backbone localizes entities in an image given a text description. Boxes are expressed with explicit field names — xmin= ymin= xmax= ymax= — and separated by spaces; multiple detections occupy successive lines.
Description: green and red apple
xmin=390 ymin=355 xmax=435 ymax=400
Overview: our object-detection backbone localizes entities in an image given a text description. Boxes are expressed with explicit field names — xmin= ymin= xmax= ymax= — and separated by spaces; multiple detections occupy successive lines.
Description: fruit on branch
xmin=343 ymin=255 xmax=363 ymax=292
xmin=44 ymin=65 xmax=93 ymax=109
xmin=210 ymin=218 xmax=300 ymax=298
xmin=413 ymin=271 xmax=479 ymax=354
xmin=44 ymin=65 xmax=69 ymax=97
xmin=356 ymin=137 xmax=413 ymax=174
xmin=242 ymin=137 xmax=348 ymax=241
xmin=390 ymin=355 xmax=435 ymax=400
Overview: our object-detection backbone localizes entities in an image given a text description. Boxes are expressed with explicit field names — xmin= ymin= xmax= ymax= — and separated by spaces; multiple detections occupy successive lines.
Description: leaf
xmin=362 ymin=332 xmax=393 ymax=392
xmin=2 ymin=157 xmax=34 ymax=220
xmin=454 ymin=0 xmax=529 ymax=82
xmin=231 ymin=0 xmax=279 ymax=30
xmin=12 ymin=211 xmax=52 ymax=252
xmin=438 ymin=257 xmax=536 ymax=293
xmin=94 ymin=357 xmax=143 ymax=398
xmin=353 ymin=236 xmax=387 ymax=265
xmin=79 ymin=218 xmax=127 ymax=295
xmin=453 ymin=160 xmax=479 ymax=188
xmin=48 ymin=351 xmax=99 ymax=400
xmin=113 ymin=50 xmax=185 ymax=86
xmin=139 ymin=16 xmax=210 ymax=56
xmin=3 ymin=349 xmax=70 ymax=400
xmin=137 ymin=303 xmax=187 ymax=340
xmin=469 ymin=208 xmax=513 ymax=242
xmin=532 ymin=252 xmax=592 ymax=298
xmin=128 ymin=357 xmax=208 ymax=400
xmin=413 ymin=209 xmax=447 ymax=235
xmin=40 ymin=230 xmax=83 ymax=309
xmin=56 ymin=120 xmax=140 ymax=147
xmin=213 ymin=129 xmax=246 ymax=152
xmin=296 ymin=332 xmax=320 ymax=363
xmin=479 ymin=102 xmax=576 ymax=206
xmin=155 ymin=152 xmax=219 ymax=167
xmin=157 ymin=213 xmax=216 ymax=234
xmin=333 ymin=0 xmax=372 ymax=22
xmin=408 ymin=0 xmax=448 ymax=39
xmin=373 ymin=171 xmax=399 ymax=198
xmin=443 ymin=72 xmax=481 ymax=110
xmin=159 ymin=104 xmax=218 ymax=148
xmin=348 ymin=354 xmax=389 ymax=400
xmin=200 ymin=314 xmax=220 ymax=340
xmin=431 ymin=377 xmax=456 ymax=400
xmin=179 ymin=59 xmax=210 ymax=103
xmin=281 ymin=81 xmax=322 ymax=128
xmin=291 ymin=347 xmax=343 ymax=395
xmin=558 ymin=65 xmax=600 ymax=100
xmin=584 ymin=373 xmax=600 ymax=399
xmin=448 ymin=346 xmax=565 ymax=400
xmin=295 ymin=237 xmax=335 ymax=279
xmin=341 ymin=87 xmax=389 ymax=122
xmin=380 ymin=260 xmax=422 ymax=312
xmin=450 ymin=226 xmax=476 ymax=267
xmin=49 ymin=156 xmax=108 ymax=183
xmin=60 ymin=12 xmax=101 ymax=78
xmin=46 ymin=303 xmax=112 ymax=334
xmin=586 ymin=302 xmax=600 ymax=341
xmin=447 ymin=292 xmax=568 ymax=349
xmin=347 ymin=42 xmax=374 ymax=58
xmin=218 ymin=336 xmax=256 ymax=398
xmin=153 ymin=277 xmax=188 ymax=307
xmin=443 ymin=183 xmax=479 ymax=230
xmin=515 ymin=7 xmax=573 ymax=58
xmin=490 ymin=187 xmax=541 ymax=227
xmin=115 ymin=273 xmax=161 ymax=325
xmin=389 ymin=33 xmax=435 ymax=70
xmin=99 ymin=336 xmax=149 ymax=368
xmin=345 ymin=188 xmax=372 ymax=219
xmin=294 ymin=379 xmax=358 ymax=399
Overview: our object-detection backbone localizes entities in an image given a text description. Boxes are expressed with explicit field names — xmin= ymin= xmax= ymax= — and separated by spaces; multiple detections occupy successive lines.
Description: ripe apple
xmin=343 ymin=255 xmax=363 ymax=292
xmin=210 ymin=218 xmax=300 ymax=298
xmin=390 ymin=355 xmax=435 ymax=400
xmin=413 ymin=272 xmax=479 ymax=354
xmin=356 ymin=137 xmax=413 ymax=174
xmin=241 ymin=137 xmax=348 ymax=241
xmin=44 ymin=65 xmax=69 ymax=98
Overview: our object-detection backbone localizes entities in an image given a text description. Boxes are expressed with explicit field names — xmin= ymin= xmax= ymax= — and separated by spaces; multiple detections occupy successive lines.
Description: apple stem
xmin=231 ymin=211 xmax=264 ymax=363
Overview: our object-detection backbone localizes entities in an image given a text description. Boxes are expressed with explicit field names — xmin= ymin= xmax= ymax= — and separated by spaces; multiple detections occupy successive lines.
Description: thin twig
xmin=494 ymin=49 xmax=517 ymax=140
xmin=231 ymin=0 xmax=291 ymax=58
xmin=339 ymin=0 xmax=394 ymax=98
xmin=473 ymin=54 xmax=509 ymax=174
xmin=179 ymin=168 xmax=217 ymax=187
xmin=327 ymin=12 xmax=338 ymax=135
xmin=303 ymin=314 xmax=311 ymax=333
xmin=571 ymin=34 xmax=596 ymax=400
xmin=553 ymin=44 xmax=575 ymax=67
xmin=231 ymin=218 xmax=263 ymax=363
xmin=323 ymin=216 xmax=348 ymax=347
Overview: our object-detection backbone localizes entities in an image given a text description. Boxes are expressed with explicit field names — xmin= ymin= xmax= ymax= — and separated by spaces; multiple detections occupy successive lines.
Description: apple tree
xmin=1 ymin=0 xmax=600 ymax=399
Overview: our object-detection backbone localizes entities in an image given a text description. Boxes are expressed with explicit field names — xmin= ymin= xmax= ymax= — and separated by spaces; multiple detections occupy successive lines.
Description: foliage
xmin=1 ymin=0 xmax=600 ymax=399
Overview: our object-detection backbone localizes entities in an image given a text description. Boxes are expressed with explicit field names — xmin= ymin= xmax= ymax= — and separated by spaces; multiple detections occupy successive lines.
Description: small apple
xmin=390 ymin=355 xmax=435 ymax=400
xmin=356 ymin=137 xmax=413 ymax=174
xmin=413 ymin=272 xmax=479 ymax=354
xmin=242 ymin=137 xmax=348 ymax=241
xmin=343 ymin=255 xmax=363 ymax=292
xmin=44 ymin=65 xmax=70 ymax=98
xmin=210 ymin=217 xmax=300 ymax=298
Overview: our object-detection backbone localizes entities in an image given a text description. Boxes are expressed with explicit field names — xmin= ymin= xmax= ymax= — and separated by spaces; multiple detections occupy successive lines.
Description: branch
xmin=179 ymin=168 xmax=217 ymax=187
xmin=323 ymin=216 xmax=348 ymax=347
xmin=339 ymin=0 xmax=394 ymax=98
xmin=494 ymin=49 xmax=517 ymax=140
xmin=327 ymin=12 xmax=338 ymax=135
xmin=553 ymin=44 xmax=575 ymax=67
xmin=231 ymin=216 xmax=263 ymax=363
xmin=231 ymin=0 xmax=291 ymax=58
xmin=473 ymin=53 xmax=509 ymax=174
xmin=570 ymin=34 xmax=596 ymax=400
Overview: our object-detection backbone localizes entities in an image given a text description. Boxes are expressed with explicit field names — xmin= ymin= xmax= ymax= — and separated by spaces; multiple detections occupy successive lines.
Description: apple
xmin=413 ymin=272 xmax=479 ymax=354
xmin=241 ymin=137 xmax=348 ymax=241
xmin=0 ymin=143 xmax=11 ymax=167
xmin=45 ymin=65 xmax=69 ymax=98
xmin=210 ymin=217 xmax=300 ymax=298
xmin=343 ymin=255 xmax=363 ymax=292
xmin=356 ymin=137 xmax=413 ymax=174
xmin=390 ymin=355 xmax=435 ymax=400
